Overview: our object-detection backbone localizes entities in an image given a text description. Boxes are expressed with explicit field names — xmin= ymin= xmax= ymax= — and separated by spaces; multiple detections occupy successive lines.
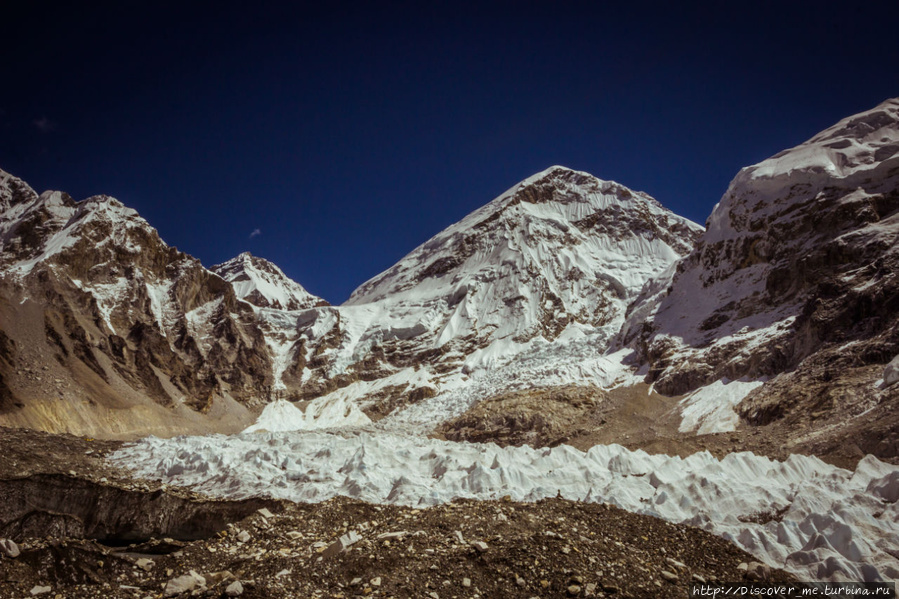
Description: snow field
xmin=678 ymin=378 xmax=765 ymax=434
xmin=111 ymin=430 xmax=899 ymax=583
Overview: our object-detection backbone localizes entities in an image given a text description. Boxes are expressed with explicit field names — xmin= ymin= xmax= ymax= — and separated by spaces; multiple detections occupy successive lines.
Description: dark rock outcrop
xmin=0 ymin=474 xmax=280 ymax=542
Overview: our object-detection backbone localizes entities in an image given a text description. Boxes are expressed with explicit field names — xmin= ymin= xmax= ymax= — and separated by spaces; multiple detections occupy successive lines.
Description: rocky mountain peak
xmin=0 ymin=170 xmax=277 ymax=433
xmin=260 ymin=167 xmax=706 ymax=419
xmin=348 ymin=167 xmax=702 ymax=307
xmin=624 ymin=97 xmax=899 ymax=400
xmin=0 ymin=169 xmax=39 ymax=214
xmin=212 ymin=252 xmax=327 ymax=311
xmin=511 ymin=165 xmax=598 ymax=199
xmin=0 ymin=187 xmax=180 ymax=284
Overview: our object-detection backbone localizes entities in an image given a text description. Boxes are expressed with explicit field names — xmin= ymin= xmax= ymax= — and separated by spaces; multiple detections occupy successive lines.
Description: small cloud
xmin=33 ymin=116 xmax=56 ymax=133
xmin=249 ymin=228 xmax=261 ymax=239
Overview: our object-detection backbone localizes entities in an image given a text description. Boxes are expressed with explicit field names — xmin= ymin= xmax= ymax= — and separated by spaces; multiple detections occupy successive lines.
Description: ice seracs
xmin=243 ymin=396 xmax=371 ymax=432
xmin=111 ymin=430 xmax=899 ymax=583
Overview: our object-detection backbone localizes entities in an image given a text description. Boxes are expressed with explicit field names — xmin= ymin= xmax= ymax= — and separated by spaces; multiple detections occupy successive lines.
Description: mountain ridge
xmin=0 ymin=169 xmax=272 ymax=436
xmin=279 ymin=165 xmax=701 ymax=427
xmin=0 ymin=99 xmax=896 ymax=459
xmin=0 ymin=163 xmax=700 ymax=435
xmin=623 ymin=98 xmax=899 ymax=393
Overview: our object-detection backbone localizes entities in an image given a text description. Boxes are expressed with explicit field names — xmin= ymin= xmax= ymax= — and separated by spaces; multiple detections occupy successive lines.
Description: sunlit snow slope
xmin=212 ymin=252 xmax=327 ymax=312
xmin=281 ymin=166 xmax=701 ymax=426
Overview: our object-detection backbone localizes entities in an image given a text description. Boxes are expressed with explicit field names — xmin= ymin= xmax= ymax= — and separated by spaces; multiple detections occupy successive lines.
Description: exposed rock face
xmin=0 ymin=169 xmax=271 ymax=435
xmin=734 ymin=345 xmax=899 ymax=459
xmin=210 ymin=252 xmax=330 ymax=400
xmin=0 ymin=474 xmax=279 ymax=542
xmin=611 ymin=98 xmax=899 ymax=461
xmin=623 ymin=99 xmax=899 ymax=396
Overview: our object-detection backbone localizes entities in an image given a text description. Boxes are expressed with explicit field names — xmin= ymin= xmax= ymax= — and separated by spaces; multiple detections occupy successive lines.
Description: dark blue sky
xmin=2 ymin=1 xmax=897 ymax=303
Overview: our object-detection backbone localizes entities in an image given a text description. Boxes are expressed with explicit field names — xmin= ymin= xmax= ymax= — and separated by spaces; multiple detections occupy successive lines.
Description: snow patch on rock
xmin=678 ymin=378 xmax=765 ymax=434
xmin=212 ymin=252 xmax=325 ymax=311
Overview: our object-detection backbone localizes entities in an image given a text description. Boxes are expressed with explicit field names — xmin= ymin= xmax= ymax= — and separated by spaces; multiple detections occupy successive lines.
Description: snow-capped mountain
xmin=281 ymin=166 xmax=701 ymax=422
xmin=0 ymin=164 xmax=699 ymax=434
xmin=0 ymin=169 xmax=271 ymax=436
xmin=348 ymin=166 xmax=699 ymax=330
xmin=2 ymin=99 xmax=896 ymax=448
xmin=212 ymin=252 xmax=327 ymax=311
xmin=621 ymin=98 xmax=899 ymax=453
xmin=3 ymin=103 xmax=897 ymax=591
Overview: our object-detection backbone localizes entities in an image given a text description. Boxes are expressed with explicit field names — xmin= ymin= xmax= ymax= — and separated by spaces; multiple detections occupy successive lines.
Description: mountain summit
xmin=212 ymin=252 xmax=327 ymax=311
xmin=345 ymin=165 xmax=700 ymax=355
xmin=273 ymin=166 xmax=702 ymax=424
xmin=0 ymin=170 xmax=271 ymax=435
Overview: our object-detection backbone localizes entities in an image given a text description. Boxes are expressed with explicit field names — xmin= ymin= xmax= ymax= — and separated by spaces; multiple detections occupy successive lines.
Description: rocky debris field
xmin=0 ymin=426 xmax=795 ymax=598
xmin=0 ymin=496 xmax=793 ymax=599
xmin=435 ymin=386 xmax=606 ymax=448
xmin=435 ymin=381 xmax=899 ymax=470
xmin=0 ymin=426 xmax=125 ymax=481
